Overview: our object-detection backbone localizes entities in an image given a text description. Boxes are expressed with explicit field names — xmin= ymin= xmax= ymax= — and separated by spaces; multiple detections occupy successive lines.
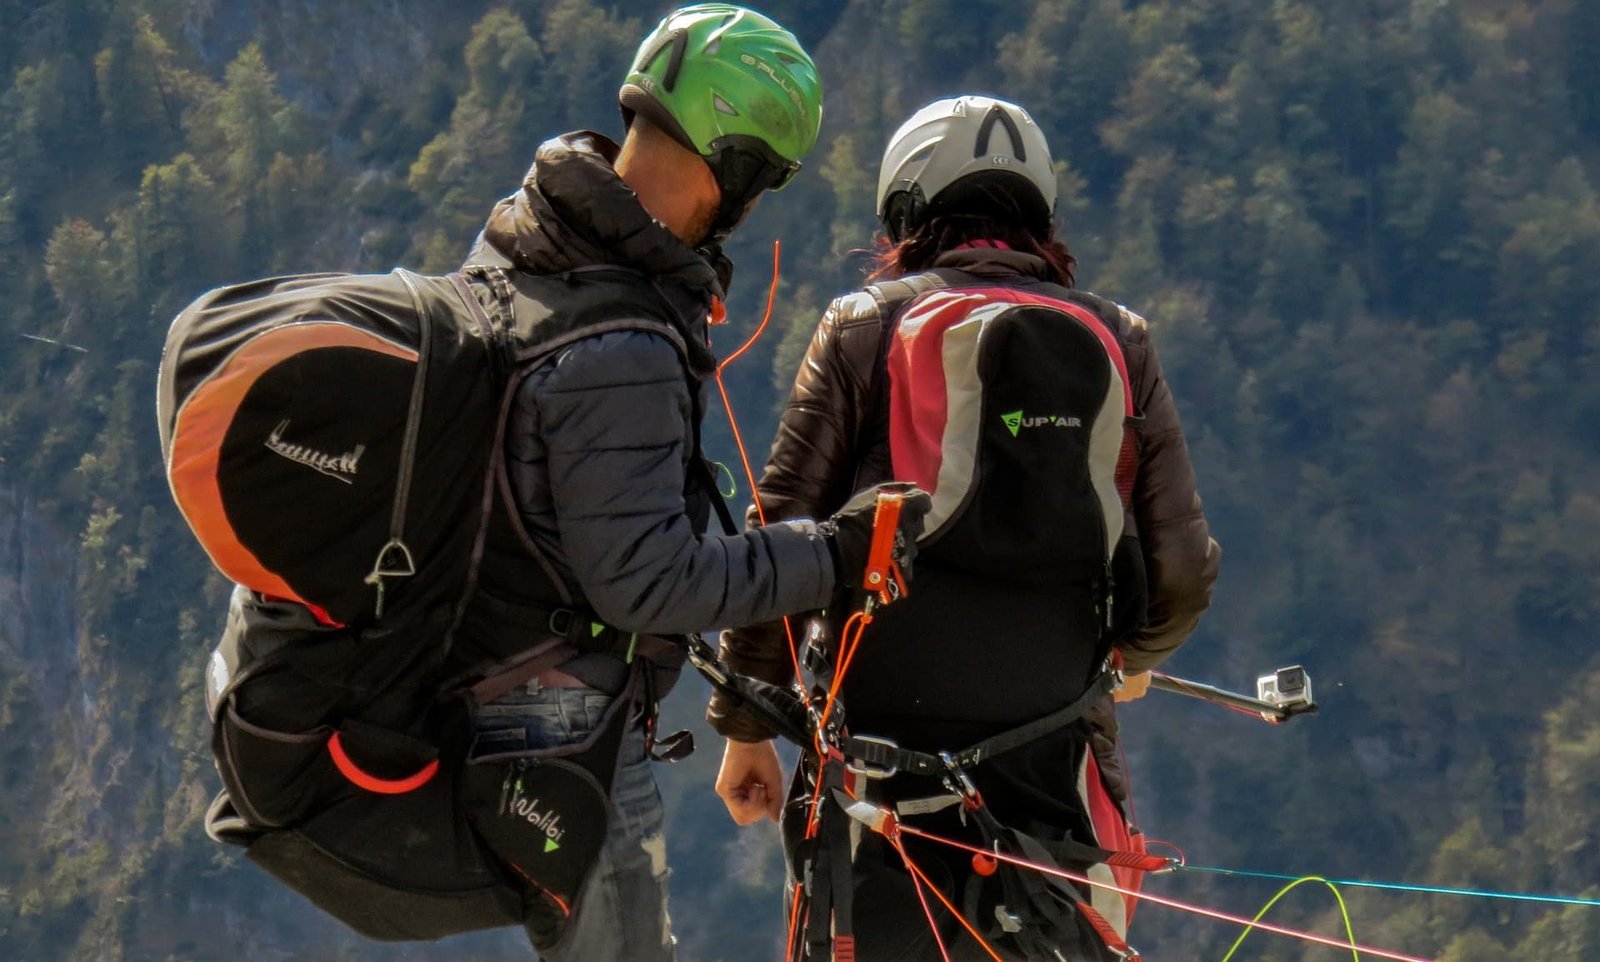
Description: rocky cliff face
xmin=0 ymin=473 xmax=533 ymax=962
xmin=0 ymin=483 xmax=93 ymax=957
xmin=0 ymin=484 xmax=78 ymax=694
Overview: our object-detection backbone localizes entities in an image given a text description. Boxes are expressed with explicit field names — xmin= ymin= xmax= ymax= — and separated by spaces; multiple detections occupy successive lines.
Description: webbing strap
xmin=460 ymin=264 xmax=515 ymax=329
xmin=466 ymin=640 xmax=576 ymax=703
xmin=810 ymin=758 xmax=856 ymax=961
xmin=841 ymin=671 xmax=1117 ymax=777
xmin=863 ymin=270 xmax=950 ymax=317
xmin=694 ymin=456 xmax=740 ymax=536
xmin=876 ymin=782 xmax=1167 ymax=874
xmin=1008 ymin=828 xmax=1139 ymax=959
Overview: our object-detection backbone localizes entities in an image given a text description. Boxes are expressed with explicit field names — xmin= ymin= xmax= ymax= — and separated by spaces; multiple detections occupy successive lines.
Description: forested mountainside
xmin=1 ymin=1 xmax=1597 ymax=959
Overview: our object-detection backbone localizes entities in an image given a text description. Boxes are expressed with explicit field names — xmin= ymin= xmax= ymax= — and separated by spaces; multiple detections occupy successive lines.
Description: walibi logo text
xmin=499 ymin=776 xmax=567 ymax=853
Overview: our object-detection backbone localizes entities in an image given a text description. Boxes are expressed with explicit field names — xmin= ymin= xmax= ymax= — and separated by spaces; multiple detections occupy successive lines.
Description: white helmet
xmin=876 ymin=95 xmax=1057 ymax=242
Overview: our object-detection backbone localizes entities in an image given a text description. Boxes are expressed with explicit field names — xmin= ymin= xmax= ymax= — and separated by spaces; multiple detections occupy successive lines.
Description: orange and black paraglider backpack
xmin=157 ymin=265 xmax=697 ymax=947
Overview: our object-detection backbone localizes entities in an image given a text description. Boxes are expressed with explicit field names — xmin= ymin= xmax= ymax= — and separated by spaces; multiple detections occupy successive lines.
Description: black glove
xmin=817 ymin=482 xmax=932 ymax=595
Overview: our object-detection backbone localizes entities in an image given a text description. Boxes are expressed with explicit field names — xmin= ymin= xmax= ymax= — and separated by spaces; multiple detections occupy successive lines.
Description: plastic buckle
xmin=685 ymin=634 xmax=730 ymax=685
xmin=845 ymin=735 xmax=901 ymax=780
xmin=547 ymin=608 xmax=576 ymax=638
xmin=648 ymin=728 xmax=695 ymax=763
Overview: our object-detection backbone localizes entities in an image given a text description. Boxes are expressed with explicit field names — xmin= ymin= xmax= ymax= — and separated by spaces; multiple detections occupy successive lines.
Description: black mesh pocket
xmin=215 ymin=700 xmax=445 ymax=830
xmin=215 ymin=703 xmax=336 ymax=828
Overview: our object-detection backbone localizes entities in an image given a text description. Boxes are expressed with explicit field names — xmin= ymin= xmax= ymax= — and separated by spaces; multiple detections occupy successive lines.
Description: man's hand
xmin=818 ymin=482 xmax=932 ymax=592
xmin=1113 ymin=670 xmax=1153 ymax=703
xmin=716 ymin=738 xmax=784 ymax=825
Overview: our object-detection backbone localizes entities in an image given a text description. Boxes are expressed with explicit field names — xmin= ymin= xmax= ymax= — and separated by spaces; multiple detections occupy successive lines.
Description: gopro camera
xmin=1256 ymin=665 xmax=1316 ymax=720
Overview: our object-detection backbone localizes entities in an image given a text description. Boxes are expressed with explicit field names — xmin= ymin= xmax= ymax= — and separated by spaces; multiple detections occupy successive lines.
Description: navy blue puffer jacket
xmin=464 ymin=132 xmax=834 ymax=693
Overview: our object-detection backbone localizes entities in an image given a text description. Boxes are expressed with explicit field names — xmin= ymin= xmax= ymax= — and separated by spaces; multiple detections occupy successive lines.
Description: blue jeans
xmin=471 ymin=685 xmax=676 ymax=961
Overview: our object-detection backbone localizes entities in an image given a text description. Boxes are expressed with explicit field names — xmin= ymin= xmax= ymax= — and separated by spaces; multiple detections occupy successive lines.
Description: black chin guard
xmin=704 ymin=135 xmax=801 ymax=241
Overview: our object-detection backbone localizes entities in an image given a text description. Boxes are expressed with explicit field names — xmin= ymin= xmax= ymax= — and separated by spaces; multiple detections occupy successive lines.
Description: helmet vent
xmin=635 ymin=27 xmax=690 ymax=92
xmin=974 ymin=104 xmax=1027 ymax=162
xmin=713 ymin=94 xmax=740 ymax=116
xmin=704 ymin=10 xmax=740 ymax=53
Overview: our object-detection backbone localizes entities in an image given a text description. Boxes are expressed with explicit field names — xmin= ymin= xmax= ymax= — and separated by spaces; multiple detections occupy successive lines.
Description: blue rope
xmin=1181 ymin=864 xmax=1600 ymax=908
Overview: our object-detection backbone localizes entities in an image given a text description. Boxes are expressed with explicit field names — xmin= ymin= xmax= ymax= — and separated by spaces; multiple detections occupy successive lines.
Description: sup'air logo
xmin=1002 ymin=410 xmax=1083 ymax=437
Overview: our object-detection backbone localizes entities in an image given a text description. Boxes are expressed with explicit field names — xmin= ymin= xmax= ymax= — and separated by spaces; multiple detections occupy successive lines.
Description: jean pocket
xmin=470 ymin=726 xmax=529 ymax=757
xmin=472 ymin=689 xmax=616 ymax=746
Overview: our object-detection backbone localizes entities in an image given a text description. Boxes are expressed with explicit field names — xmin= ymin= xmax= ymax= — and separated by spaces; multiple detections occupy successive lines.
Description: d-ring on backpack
xmin=157 ymin=264 xmax=703 ymax=946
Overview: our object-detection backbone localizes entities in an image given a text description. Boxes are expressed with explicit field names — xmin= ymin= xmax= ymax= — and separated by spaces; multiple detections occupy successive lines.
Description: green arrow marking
xmin=544 ymin=837 xmax=561 ymax=854
xmin=1001 ymin=410 xmax=1024 ymax=437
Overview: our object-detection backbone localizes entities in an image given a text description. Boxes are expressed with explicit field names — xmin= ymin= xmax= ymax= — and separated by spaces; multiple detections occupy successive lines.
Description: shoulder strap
xmin=1022 ymin=282 xmax=1131 ymax=348
xmin=863 ymin=269 xmax=952 ymax=318
xmin=848 ymin=271 xmax=956 ymax=488
xmin=694 ymin=455 xmax=740 ymax=536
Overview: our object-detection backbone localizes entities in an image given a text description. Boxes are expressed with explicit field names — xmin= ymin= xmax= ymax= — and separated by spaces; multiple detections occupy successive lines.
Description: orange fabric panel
xmin=167 ymin=322 xmax=417 ymax=613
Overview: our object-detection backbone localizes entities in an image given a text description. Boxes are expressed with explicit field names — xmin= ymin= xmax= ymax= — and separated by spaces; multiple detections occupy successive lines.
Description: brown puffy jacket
xmin=707 ymin=247 xmax=1221 ymax=801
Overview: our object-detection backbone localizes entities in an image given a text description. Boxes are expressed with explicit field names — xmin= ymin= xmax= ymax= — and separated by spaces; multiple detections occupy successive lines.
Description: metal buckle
xmin=547 ymin=608 xmax=575 ymax=637
xmin=1105 ymin=653 xmax=1125 ymax=695
xmin=844 ymin=734 xmax=901 ymax=780
xmin=801 ymin=618 xmax=830 ymax=675
xmin=938 ymin=750 xmax=981 ymax=803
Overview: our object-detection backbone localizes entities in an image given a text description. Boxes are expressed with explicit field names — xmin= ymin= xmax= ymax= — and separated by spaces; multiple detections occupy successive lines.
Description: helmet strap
xmin=704 ymin=137 xmax=801 ymax=242
xmin=881 ymin=180 xmax=928 ymax=244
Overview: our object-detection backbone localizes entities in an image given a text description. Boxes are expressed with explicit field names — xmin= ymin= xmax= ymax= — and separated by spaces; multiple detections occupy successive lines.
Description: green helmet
xmin=620 ymin=4 xmax=823 ymax=240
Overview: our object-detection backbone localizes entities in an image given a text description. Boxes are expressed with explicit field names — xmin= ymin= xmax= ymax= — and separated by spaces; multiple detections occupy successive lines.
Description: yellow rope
xmin=1219 ymin=875 xmax=1361 ymax=962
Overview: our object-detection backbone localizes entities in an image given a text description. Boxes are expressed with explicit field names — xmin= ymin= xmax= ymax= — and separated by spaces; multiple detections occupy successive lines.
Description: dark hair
xmin=869 ymin=214 xmax=1078 ymax=286
xmin=871 ymin=171 xmax=1074 ymax=285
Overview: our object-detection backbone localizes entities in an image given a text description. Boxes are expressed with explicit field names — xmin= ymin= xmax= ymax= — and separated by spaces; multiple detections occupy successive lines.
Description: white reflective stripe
xmin=925 ymin=304 xmax=1003 ymax=535
xmin=895 ymin=794 xmax=965 ymax=817
xmin=1077 ymin=753 xmax=1130 ymax=937
xmin=898 ymin=290 xmax=987 ymax=337
xmin=1087 ymin=352 xmax=1127 ymax=555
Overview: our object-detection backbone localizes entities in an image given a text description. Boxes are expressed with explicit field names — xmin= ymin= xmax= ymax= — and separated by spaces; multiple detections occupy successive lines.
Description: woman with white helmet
xmin=711 ymin=95 xmax=1220 ymax=960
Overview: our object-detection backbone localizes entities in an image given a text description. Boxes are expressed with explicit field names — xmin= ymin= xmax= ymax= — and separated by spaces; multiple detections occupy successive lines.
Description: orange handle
xmin=862 ymin=491 xmax=907 ymax=605
xmin=327 ymin=731 xmax=440 ymax=795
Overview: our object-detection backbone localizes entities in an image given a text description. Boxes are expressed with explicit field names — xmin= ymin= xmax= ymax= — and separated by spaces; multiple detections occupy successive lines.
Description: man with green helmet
xmin=458 ymin=5 xmax=928 ymax=959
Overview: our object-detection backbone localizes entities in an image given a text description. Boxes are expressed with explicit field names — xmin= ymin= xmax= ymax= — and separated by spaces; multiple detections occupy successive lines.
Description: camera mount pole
xmin=1147 ymin=667 xmax=1318 ymax=724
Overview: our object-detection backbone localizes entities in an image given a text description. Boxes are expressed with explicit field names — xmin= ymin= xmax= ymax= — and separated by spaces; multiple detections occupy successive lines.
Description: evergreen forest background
xmin=1 ymin=1 xmax=1598 ymax=959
